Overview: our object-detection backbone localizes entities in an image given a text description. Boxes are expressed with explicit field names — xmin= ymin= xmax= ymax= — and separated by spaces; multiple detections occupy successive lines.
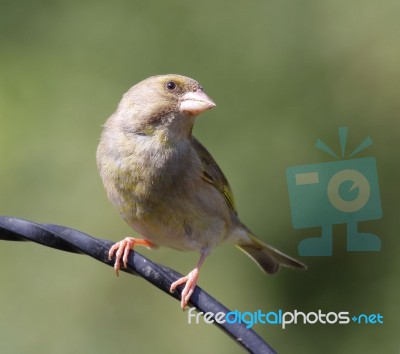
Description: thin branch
xmin=0 ymin=216 xmax=276 ymax=354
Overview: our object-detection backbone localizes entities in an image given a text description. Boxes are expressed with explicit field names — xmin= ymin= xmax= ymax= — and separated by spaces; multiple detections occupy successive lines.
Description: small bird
xmin=97 ymin=74 xmax=306 ymax=309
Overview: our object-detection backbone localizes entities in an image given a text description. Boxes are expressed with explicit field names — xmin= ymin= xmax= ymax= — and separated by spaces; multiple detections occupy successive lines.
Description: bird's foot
xmin=170 ymin=268 xmax=199 ymax=310
xmin=108 ymin=237 xmax=155 ymax=276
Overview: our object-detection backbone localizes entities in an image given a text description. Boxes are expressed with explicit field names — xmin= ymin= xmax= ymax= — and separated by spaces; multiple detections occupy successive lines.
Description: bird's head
xmin=116 ymin=74 xmax=215 ymax=139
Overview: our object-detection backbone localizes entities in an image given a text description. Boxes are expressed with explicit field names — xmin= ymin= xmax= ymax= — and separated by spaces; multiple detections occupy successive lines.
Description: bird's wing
xmin=191 ymin=136 xmax=237 ymax=215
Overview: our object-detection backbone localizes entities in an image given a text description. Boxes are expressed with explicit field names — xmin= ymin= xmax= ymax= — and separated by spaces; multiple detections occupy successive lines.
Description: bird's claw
xmin=108 ymin=238 xmax=156 ymax=275
xmin=108 ymin=237 xmax=136 ymax=276
xmin=170 ymin=268 xmax=199 ymax=310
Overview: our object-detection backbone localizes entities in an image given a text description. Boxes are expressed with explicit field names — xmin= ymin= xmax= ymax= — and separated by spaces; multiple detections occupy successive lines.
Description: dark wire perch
xmin=0 ymin=216 xmax=276 ymax=354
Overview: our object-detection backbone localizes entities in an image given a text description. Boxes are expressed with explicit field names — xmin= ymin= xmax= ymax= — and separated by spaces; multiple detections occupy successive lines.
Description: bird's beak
xmin=180 ymin=90 xmax=216 ymax=115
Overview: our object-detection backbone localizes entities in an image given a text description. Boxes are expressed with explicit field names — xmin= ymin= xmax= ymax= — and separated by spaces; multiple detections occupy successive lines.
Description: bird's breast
xmin=98 ymin=131 xmax=233 ymax=251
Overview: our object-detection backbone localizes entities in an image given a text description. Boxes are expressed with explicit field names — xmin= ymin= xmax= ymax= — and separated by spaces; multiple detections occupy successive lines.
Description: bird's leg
xmin=170 ymin=251 xmax=208 ymax=310
xmin=108 ymin=237 xmax=156 ymax=276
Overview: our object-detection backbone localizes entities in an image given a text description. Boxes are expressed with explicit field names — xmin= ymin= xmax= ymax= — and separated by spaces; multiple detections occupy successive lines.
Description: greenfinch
xmin=97 ymin=74 xmax=306 ymax=309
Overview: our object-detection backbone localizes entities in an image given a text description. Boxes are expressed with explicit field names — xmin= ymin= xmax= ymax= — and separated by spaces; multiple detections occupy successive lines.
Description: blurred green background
xmin=1 ymin=0 xmax=399 ymax=353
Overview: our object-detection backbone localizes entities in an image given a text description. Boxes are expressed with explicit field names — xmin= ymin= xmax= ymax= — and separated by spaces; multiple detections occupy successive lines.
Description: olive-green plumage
xmin=97 ymin=74 xmax=305 ymax=301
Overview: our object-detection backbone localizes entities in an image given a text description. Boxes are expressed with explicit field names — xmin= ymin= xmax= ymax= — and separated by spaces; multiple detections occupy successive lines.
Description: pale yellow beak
xmin=179 ymin=90 xmax=216 ymax=115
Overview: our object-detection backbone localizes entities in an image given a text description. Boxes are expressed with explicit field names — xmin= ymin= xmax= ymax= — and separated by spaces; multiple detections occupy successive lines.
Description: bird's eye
xmin=166 ymin=81 xmax=177 ymax=91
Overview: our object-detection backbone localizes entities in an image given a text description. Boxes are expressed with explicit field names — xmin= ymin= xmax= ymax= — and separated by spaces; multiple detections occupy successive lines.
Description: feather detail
xmin=191 ymin=137 xmax=237 ymax=215
xmin=237 ymin=232 xmax=307 ymax=274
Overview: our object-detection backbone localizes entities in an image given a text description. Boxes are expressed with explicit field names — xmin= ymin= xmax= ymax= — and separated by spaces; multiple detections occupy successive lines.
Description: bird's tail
xmin=236 ymin=232 xmax=307 ymax=275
